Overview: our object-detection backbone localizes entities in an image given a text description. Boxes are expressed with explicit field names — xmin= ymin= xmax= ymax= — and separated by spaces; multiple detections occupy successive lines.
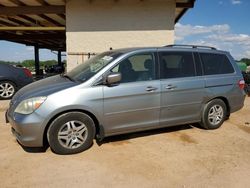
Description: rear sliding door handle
xmin=166 ymin=85 xmax=177 ymax=90
xmin=146 ymin=86 xmax=158 ymax=92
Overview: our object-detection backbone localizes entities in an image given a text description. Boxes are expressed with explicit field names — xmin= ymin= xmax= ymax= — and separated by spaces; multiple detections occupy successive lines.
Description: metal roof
xmin=0 ymin=0 xmax=195 ymax=52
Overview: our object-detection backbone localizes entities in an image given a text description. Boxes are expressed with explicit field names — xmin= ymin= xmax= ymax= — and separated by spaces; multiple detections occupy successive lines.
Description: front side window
xmin=160 ymin=52 xmax=195 ymax=79
xmin=67 ymin=51 xmax=123 ymax=82
xmin=200 ymin=53 xmax=234 ymax=75
xmin=111 ymin=53 xmax=155 ymax=83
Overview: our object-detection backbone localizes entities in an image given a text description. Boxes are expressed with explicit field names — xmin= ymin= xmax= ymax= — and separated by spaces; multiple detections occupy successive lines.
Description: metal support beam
xmin=18 ymin=15 xmax=44 ymax=26
xmin=58 ymin=51 xmax=62 ymax=66
xmin=34 ymin=45 xmax=40 ymax=76
xmin=35 ymin=0 xmax=66 ymax=22
xmin=38 ymin=14 xmax=63 ymax=26
xmin=0 ymin=26 xmax=65 ymax=31
xmin=0 ymin=20 xmax=16 ymax=26
xmin=0 ymin=5 xmax=65 ymax=16
xmin=0 ymin=27 xmax=65 ymax=31
xmin=2 ymin=38 xmax=65 ymax=51
xmin=0 ymin=3 xmax=44 ymax=26
xmin=0 ymin=33 xmax=65 ymax=40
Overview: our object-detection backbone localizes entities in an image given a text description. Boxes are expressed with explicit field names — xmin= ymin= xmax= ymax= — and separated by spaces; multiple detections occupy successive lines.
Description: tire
xmin=200 ymin=99 xmax=227 ymax=130
xmin=47 ymin=112 xmax=96 ymax=155
xmin=0 ymin=81 xmax=16 ymax=100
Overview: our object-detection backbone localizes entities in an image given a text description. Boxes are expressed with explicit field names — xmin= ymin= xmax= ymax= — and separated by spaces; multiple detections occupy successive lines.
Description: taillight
xmin=23 ymin=68 xmax=33 ymax=78
xmin=238 ymin=79 xmax=245 ymax=90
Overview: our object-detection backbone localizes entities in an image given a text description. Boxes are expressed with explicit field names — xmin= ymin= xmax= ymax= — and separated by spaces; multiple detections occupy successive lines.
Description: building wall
xmin=66 ymin=0 xmax=175 ymax=71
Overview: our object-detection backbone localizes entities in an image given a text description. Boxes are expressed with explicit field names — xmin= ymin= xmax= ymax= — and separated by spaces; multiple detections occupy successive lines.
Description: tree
xmin=0 ymin=60 xmax=18 ymax=65
xmin=240 ymin=58 xmax=250 ymax=66
xmin=21 ymin=60 xmax=35 ymax=67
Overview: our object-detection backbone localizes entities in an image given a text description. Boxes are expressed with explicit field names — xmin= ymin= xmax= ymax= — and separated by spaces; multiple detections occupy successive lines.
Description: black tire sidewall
xmin=202 ymin=99 xmax=227 ymax=130
xmin=47 ymin=112 xmax=95 ymax=155
xmin=0 ymin=81 xmax=16 ymax=100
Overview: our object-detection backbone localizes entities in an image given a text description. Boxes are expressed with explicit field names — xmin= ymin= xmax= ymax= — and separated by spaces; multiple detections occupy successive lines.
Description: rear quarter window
xmin=200 ymin=53 xmax=234 ymax=75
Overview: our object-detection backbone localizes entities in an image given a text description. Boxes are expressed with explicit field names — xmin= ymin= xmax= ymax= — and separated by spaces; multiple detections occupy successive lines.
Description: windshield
xmin=66 ymin=51 xmax=123 ymax=83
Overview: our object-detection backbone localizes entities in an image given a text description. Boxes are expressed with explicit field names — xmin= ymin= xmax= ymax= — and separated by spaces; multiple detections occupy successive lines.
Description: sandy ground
xmin=0 ymin=98 xmax=250 ymax=188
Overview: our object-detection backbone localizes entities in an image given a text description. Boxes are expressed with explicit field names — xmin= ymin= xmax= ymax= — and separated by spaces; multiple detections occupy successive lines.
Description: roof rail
xmin=165 ymin=44 xmax=217 ymax=50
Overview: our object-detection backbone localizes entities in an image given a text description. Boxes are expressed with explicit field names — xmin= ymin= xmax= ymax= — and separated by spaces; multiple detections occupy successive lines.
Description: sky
xmin=0 ymin=0 xmax=249 ymax=62
xmin=0 ymin=44 xmax=61 ymax=62
xmin=175 ymin=0 xmax=250 ymax=60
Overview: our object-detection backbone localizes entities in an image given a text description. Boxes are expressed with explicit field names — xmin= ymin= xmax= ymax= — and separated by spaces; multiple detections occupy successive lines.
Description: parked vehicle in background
xmin=237 ymin=62 xmax=250 ymax=95
xmin=0 ymin=64 xmax=33 ymax=100
xmin=6 ymin=45 xmax=246 ymax=155
xmin=45 ymin=63 xmax=65 ymax=74
xmin=237 ymin=62 xmax=247 ymax=72
xmin=242 ymin=72 xmax=250 ymax=95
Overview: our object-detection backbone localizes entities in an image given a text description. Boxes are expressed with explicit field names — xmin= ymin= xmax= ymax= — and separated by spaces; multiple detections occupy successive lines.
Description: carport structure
xmin=0 ymin=0 xmax=65 ymax=75
xmin=0 ymin=0 xmax=195 ymax=74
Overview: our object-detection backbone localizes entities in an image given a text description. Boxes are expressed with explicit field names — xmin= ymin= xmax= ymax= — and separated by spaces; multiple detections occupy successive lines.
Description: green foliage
xmin=21 ymin=59 xmax=59 ymax=67
xmin=237 ymin=62 xmax=247 ymax=71
xmin=0 ymin=60 xmax=19 ymax=65
xmin=41 ymin=60 xmax=58 ymax=67
xmin=0 ymin=59 xmax=66 ymax=70
xmin=240 ymin=58 xmax=250 ymax=66
xmin=22 ymin=60 xmax=35 ymax=67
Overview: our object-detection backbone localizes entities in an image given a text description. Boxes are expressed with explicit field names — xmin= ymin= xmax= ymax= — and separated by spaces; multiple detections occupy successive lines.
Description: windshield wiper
xmin=60 ymin=73 xmax=75 ymax=82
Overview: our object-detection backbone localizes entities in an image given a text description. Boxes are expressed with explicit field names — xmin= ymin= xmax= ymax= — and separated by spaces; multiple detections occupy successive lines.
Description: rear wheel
xmin=0 ymin=81 xmax=16 ymax=100
xmin=47 ymin=112 xmax=95 ymax=155
xmin=200 ymin=99 xmax=227 ymax=129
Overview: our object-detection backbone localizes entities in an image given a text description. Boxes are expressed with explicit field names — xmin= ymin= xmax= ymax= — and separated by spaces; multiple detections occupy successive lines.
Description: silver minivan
xmin=6 ymin=45 xmax=246 ymax=154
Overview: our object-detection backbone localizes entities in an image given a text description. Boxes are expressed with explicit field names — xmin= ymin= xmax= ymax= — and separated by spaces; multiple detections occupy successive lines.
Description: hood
xmin=13 ymin=75 xmax=79 ymax=102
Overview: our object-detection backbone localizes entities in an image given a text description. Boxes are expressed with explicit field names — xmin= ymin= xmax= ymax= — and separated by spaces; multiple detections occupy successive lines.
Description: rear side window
xmin=159 ymin=52 xmax=195 ymax=79
xmin=200 ymin=53 xmax=234 ymax=75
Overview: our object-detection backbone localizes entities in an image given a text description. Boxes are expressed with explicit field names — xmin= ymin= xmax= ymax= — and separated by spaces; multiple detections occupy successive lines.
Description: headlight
xmin=14 ymin=97 xmax=47 ymax=115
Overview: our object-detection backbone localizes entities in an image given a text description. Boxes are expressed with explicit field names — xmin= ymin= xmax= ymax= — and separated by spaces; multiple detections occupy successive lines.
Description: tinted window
xmin=159 ymin=52 xmax=195 ymax=79
xmin=111 ymin=53 xmax=155 ymax=83
xmin=200 ymin=53 xmax=234 ymax=75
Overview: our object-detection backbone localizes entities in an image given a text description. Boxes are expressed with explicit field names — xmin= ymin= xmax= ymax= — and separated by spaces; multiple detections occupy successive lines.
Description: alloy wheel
xmin=57 ymin=120 xmax=88 ymax=149
xmin=208 ymin=105 xmax=224 ymax=126
xmin=0 ymin=82 xmax=15 ymax=98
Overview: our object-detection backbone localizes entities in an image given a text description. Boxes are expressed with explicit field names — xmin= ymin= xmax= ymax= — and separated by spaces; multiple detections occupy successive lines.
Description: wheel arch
xmin=200 ymin=96 xmax=230 ymax=129
xmin=43 ymin=109 xmax=101 ymax=146
xmin=0 ymin=79 xmax=17 ymax=87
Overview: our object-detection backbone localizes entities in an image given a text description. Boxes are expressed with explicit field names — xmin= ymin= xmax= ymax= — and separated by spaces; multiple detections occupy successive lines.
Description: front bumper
xmin=6 ymin=110 xmax=45 ymax=147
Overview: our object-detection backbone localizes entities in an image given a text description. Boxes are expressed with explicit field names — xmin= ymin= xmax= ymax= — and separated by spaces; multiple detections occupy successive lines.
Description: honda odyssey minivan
xmin=6 ymin=45 xmax=246 ymax=154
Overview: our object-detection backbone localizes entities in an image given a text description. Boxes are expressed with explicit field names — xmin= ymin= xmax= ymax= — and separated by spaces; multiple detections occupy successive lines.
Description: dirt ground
xmin=0 ymin=98 xmax=250 ymax=188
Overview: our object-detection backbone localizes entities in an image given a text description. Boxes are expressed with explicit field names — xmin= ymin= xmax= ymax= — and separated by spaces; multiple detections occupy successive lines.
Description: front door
xmin=103 ymin=52 xmax=161 ymax=135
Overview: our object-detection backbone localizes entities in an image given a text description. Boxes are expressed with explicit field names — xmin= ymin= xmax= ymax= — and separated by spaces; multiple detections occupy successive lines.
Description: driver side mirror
xmin=106 ymin=72 xmax=121 ymax=85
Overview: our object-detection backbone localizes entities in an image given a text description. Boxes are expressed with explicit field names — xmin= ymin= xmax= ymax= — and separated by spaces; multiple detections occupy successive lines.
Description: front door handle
xmin=146 ymin=86 xmax=158 ymax=92
xmin=166 ymin=85 xmax=177 ymax=90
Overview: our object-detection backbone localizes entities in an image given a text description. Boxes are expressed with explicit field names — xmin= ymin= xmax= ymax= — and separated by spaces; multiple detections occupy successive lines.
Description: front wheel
xmin=200 ymin=99 xmax=227 ymax=130
xmin=47 ymin=112 xmax=96 ymax=155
